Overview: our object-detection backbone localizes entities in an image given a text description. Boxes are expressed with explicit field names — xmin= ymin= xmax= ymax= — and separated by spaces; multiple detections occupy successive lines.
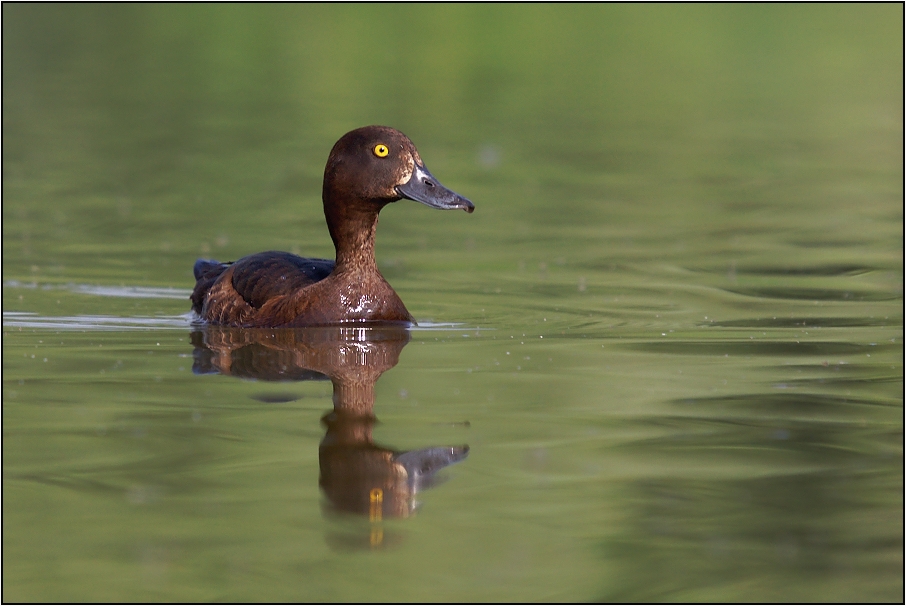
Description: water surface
xmin=3 ymin=4 xmax=903 ymax=602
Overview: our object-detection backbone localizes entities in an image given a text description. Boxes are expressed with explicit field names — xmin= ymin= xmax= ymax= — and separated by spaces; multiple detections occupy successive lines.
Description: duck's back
xmin=191 ymin=251 xmax=334 ymax=315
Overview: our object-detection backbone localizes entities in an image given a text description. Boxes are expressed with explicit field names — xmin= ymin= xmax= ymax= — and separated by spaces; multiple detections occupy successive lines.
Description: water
xmin=3 ymin=5 xmax=903 ymax=602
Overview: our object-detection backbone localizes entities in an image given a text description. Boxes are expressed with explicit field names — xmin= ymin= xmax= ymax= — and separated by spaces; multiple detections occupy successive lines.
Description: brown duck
xmin=190 ymin=126 xmax=473 ymax=327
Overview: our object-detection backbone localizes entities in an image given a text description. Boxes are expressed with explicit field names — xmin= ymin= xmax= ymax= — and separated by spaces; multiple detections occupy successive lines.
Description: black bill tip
xmin=396 ymin=164 xmax=474 ymax=213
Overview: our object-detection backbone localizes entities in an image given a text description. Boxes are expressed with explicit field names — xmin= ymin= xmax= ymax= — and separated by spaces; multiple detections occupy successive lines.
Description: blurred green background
xmin=4 ymin=4 xmax=901 ymax=289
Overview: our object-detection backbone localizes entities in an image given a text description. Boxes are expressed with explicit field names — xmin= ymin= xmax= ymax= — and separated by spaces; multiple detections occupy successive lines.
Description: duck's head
xmin=323 ymin=125 xmax=474 ymax=214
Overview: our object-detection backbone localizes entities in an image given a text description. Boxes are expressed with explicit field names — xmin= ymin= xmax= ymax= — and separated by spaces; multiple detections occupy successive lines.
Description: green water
xmin=3 ymin=4 xmax=903 ymax=602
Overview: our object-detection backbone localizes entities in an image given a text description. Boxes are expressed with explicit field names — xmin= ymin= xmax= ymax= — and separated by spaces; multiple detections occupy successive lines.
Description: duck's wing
xmin=227 ymin=251 xmax=335 ymax=310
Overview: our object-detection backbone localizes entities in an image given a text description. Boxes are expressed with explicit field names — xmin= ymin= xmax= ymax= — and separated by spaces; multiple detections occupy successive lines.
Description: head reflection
xmin=191 ymin=325 xmax=468 ymax=533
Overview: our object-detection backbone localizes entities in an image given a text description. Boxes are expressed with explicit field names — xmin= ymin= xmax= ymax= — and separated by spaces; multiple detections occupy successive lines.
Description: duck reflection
xmin=191 ymin=325 xmax=468 ymax=524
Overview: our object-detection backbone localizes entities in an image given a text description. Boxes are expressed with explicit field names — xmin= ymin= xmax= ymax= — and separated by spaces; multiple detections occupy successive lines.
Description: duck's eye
xmin=373 ymin=144 xmax=389 ymax=158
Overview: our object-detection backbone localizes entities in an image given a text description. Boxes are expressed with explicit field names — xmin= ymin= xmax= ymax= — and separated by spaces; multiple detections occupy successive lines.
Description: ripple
xmin=692 ymin=264 xmax=877 ymax=277
xmin=411 ymin=322 xmax=488 ymax=333
xmin=4 ymin=280 xmax=192 ymax=299
xmin=626 ymin=340 xmax=895 ymax=357
xmin=69 ymin=284 xmax=192 ymax=299
xmin=723 ymin=287 xmax=898 ymax=302
xmin=672 ymin=392 xmax=896 ymax=410
xmin=2 ymin=312 xmax=484 ymax=333
xmin=701 ymin=317 xmax=898 ymax=329
xmin=248 ymin=392 xmax=307 ymax=403
xmin=2 ymin=312 xmax=192 ymax=331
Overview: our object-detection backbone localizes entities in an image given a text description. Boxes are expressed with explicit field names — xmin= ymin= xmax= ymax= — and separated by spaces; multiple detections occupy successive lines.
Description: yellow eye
xmin=373 ymin=144 xmax=389 ymax=158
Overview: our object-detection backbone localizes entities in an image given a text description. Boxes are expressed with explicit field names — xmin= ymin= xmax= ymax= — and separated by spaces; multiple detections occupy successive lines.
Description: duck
xmin=190 ymin=126 xmax=474 ymax=327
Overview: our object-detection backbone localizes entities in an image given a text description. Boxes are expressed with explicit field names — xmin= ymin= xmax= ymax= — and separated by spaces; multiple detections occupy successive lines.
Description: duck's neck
xmin=324 ymin=195 xmax=386 ymax=273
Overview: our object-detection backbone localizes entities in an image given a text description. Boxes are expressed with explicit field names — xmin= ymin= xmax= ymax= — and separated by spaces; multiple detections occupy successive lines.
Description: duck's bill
xmin=396 ymin=164 xmax=474 ymax=213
